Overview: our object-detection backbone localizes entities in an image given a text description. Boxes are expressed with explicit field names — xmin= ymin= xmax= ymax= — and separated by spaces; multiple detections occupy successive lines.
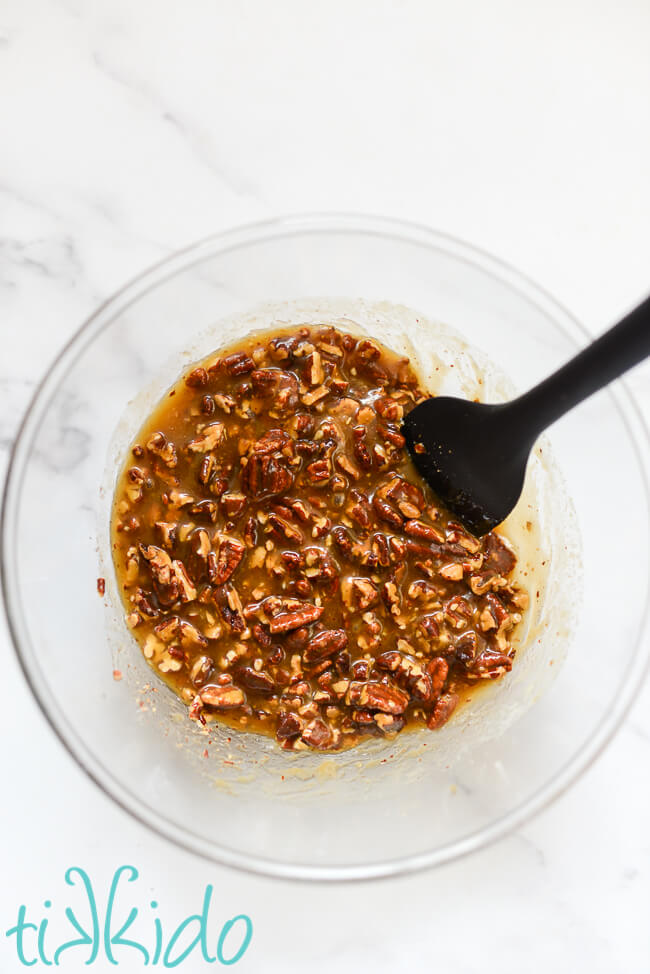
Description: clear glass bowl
xmin=2 ymin=215 xmax=648 ymax=881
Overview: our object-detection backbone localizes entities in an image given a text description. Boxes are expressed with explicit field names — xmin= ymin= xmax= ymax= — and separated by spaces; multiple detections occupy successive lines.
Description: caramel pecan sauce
xmin=111 ymin=326 xmax=529 ymax=752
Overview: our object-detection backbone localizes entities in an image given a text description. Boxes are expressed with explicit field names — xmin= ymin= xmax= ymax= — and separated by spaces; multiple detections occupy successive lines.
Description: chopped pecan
xmin=375 ymin=651 xmax=401 ymax=672
xmin=301 ymin=385 xmax=329 ymax=407
xmin=177 ymin=618 xmax=209 ymax=649
xmin=484 ymin=532 xmax=517 ymax=575
xmin=446 ymin=521 xmax=481 ymax=553
xmin=374 ymin=395 xmax=404 ymax=421
xmin=172 ymin=560 xmax=197 ymax=602
xmin=371 ymin=533 xmax=390 ymax=567
xmin=295 ymin=413 xmax=315 ymax=438
xmin=187 ymin=422 xmax=226 ymax=453
xmin=455 ymin=630 xmax=478 ymax=663
xmin=382 ymin=579 xmax=401 ymax=614
xmin=439 ymin=562 xmax=464 ymax=581
xmin=198 ymin=454 xmax=216 ymax=486
xmin=444 ymin=595 xmax=472 ymax=628
xmin=186 ymin=528 xmax=211 ymax=583
xmin=305 ymin=459 xmax=330 ymax=483
xmin=356 ymin=339 xmax=381 ymax=361
xmin=133 ymin=588 xmax=159 ymax=618
xmin=276 ymin=712 xmax=304 ymax=741
xmin=140 ymin=543 xmax=173 ymax=578
xmin=209 ymin=477 xmax=229 ymax=498
xmin=352 ymin=426 xmax=373 ymax=468
xmin=469 ymin=570 xmax=499 ymax=595
xmin=351 ymin=659 xmax=370 ymax=680
xmin=214 ymin=393 xmax=236 ymax=413
xmin=190 ymin=655 xmax=215 ymax=687
xmin=417 ymin=614 xmax=440 ymax=641
xmin=190 ymin=499 xmax=219 ymax=522
xmin=250 ymin=368 xmax=278 ymax=394
xmin=146 ymin=432 xmax=178 ymax=468
xmin=301 ymin=718 xmax=333 ymax=749
xmin=200 ymin=684 xmax=246 ymax=709
xmin=352 ymin=708 xmax=376 ymax=730
xmin=341 ymin=576 xmax=379 ymax=611
xmin=374 ymin=713 xmax=406 ymax=734
xmin=301 ymin=547 xmax=339 ymax=593
xmin=306 ymin=350 xmax=325 ymax=386
xmin=221 ymin=492 xmax=246 ymax=516
xmin=407 ymin=579 xmax=438 ymax=602
xmin=347 ymin=489 xmax=373 ymax=530
xmin=485 ymin=593 xmax=511 ymax=629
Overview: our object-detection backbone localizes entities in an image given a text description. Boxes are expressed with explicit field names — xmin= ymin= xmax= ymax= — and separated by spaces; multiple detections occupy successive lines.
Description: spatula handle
xmin=513 ymin=293 xmax=650 ymax=435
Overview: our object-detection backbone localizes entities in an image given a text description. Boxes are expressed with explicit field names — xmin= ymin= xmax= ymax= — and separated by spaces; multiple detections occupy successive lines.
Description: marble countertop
xmin=1 ymin=1 xmax=649 ymax=971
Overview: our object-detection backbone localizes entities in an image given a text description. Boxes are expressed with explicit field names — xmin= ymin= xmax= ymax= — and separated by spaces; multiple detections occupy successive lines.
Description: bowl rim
xmin=2 ymin=212 xmax=649 ymax=882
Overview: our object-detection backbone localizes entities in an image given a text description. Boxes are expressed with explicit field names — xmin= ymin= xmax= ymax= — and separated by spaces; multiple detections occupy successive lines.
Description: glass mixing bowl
xmin=2 ymin=215 xmax=648 ymax=881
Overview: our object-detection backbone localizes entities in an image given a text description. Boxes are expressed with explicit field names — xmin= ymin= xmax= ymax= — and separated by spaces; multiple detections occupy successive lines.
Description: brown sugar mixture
xmin=111 ymin=326 xmax=529 ymax=751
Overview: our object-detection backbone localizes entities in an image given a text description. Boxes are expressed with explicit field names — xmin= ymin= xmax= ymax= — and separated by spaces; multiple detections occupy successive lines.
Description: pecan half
xmin=426 ymin=657 xmax=449 ymax=695
xmin=373 ymin=496 xmax=403 ymax=528
xmin=405 ymin=519 xmax=444 ymax=543
xmin=304 ymin=628 xmax=348 ymax=665
xmin=347 ymin=681 xmax=410 ymax=714
xmin=269 ymin=603 xmax=324 ymax=633
xmin=242 ymin=453 xmax=294 ymax=498
xmin=251 ymin=369 xmax=299 ymax=414
xmin=223 ymin=351 xmax=255 ymax=375
xmin=427 ymin=692 xmax=458 ymax=729
xmin=208 ymin=537 xmax=245 ymax=585
xmin=231 ymin=664 xmax=275 ymax=695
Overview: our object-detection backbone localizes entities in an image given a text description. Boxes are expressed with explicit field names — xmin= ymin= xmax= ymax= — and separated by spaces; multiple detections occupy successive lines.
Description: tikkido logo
xmin=5 ymin=866 xmax=253 ymax=968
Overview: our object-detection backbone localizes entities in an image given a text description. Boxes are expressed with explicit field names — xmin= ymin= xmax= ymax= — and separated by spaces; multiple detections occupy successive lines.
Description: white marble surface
xmin=1 ymin=1 xmax=649 ymax=970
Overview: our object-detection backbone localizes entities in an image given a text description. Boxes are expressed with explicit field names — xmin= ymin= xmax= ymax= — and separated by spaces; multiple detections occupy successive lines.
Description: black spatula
xmin=402 ymin=294 xmax=650 ymax=536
